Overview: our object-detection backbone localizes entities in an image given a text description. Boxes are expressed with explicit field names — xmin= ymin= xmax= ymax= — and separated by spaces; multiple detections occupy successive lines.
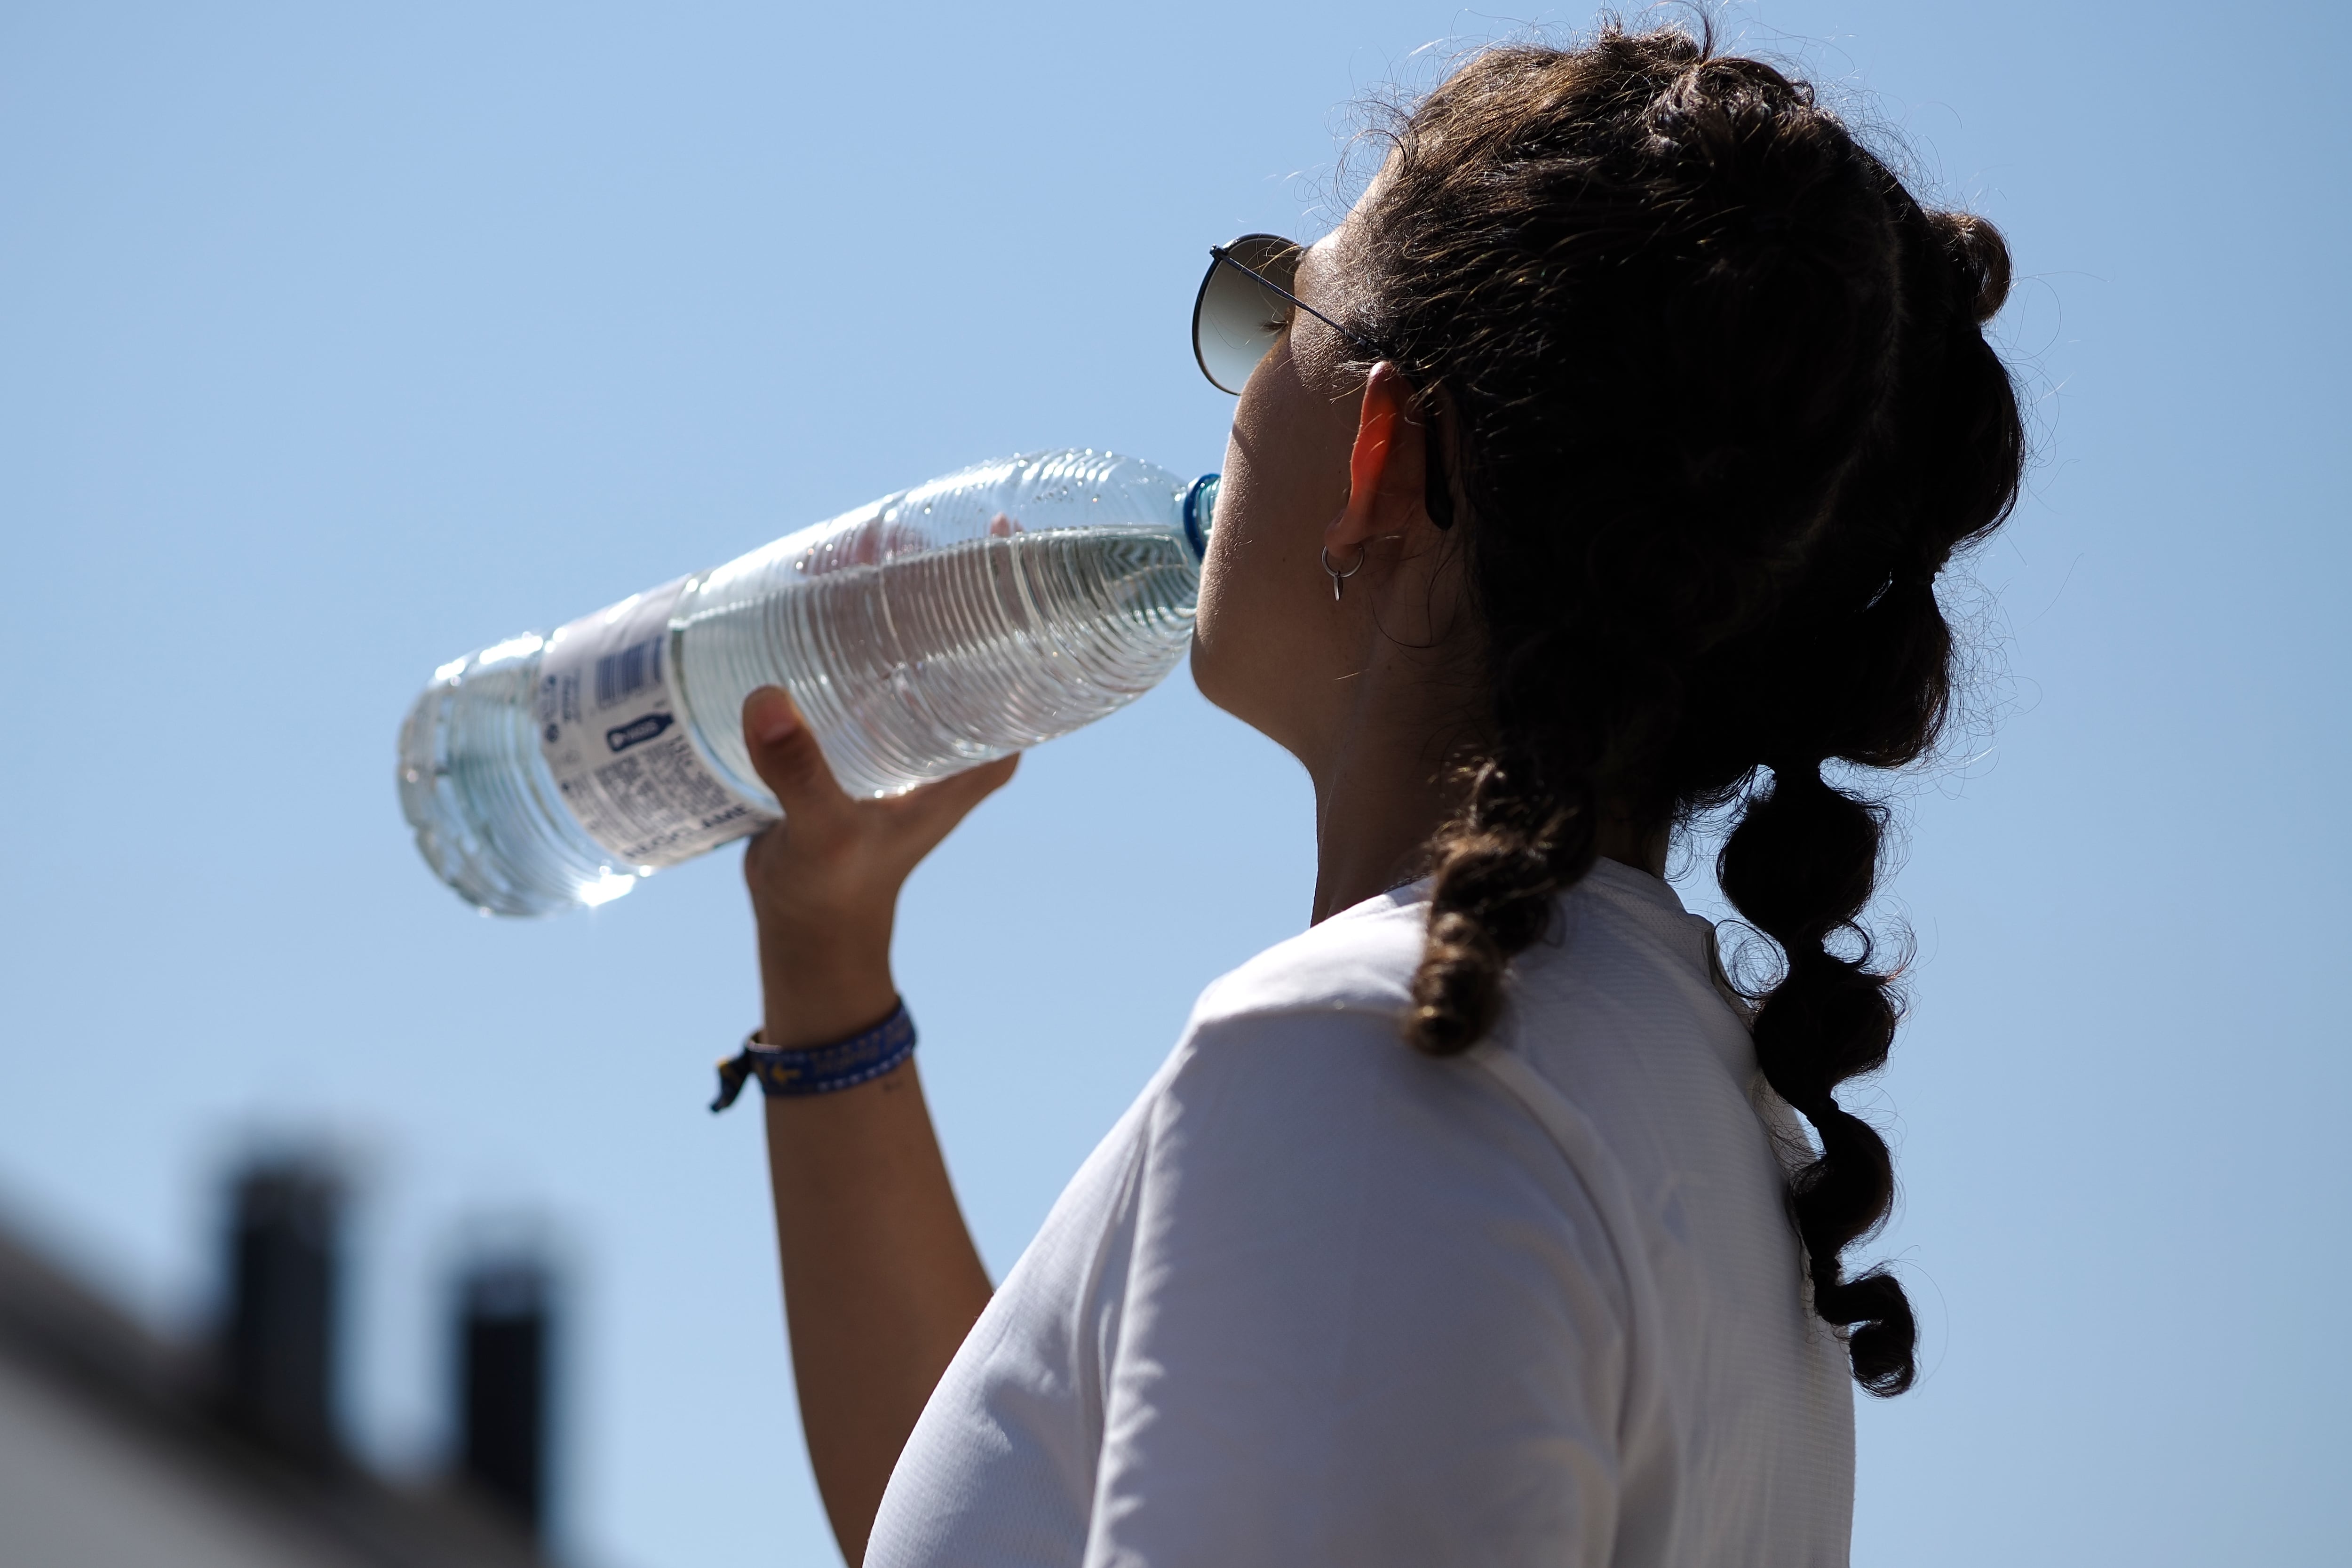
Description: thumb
xmin=742 ymin=686 xmax=851 ymax=822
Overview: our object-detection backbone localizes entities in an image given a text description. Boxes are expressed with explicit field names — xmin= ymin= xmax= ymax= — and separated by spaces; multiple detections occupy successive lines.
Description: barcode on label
xmin=595 ymin=636 xmax=663 ymax=709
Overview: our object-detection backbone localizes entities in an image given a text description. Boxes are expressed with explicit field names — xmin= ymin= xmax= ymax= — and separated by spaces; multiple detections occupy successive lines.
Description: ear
xmin=1328 ymin=362 xmax=1432 ymax=554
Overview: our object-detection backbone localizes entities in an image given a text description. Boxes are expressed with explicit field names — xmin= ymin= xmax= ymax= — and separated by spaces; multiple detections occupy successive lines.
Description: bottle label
xmin=536 ymin=578 xmax=765 ymax=869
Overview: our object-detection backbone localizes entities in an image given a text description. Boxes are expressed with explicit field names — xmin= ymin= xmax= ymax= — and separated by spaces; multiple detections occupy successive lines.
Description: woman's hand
xmin=740 ymin=684 xmax=1017 ymax=1046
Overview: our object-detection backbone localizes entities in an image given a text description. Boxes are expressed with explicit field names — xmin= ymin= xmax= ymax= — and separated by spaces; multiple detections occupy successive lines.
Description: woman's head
xmin=1198 ymin=22 xmax=2025 ymax=1396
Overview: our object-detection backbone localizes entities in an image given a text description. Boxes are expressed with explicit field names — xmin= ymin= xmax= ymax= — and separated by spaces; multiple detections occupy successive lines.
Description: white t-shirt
xmin=866 ymin=860 xmax=1854 ymax=1567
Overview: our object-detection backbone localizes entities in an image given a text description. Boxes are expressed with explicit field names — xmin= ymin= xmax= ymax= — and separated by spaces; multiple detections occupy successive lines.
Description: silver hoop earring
xmin=1321 ymin=544 xmax=1367 ymax=602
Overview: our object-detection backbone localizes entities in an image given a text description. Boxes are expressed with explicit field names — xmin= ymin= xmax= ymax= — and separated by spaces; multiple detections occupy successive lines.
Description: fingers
xmin=742 ymin=687 xmax=852 ymax=824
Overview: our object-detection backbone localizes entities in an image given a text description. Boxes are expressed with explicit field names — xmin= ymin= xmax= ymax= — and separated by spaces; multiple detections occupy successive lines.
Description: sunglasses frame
xmin=1193 ymin=236 xmax=1388 ymax=392
xmin=1191 ymin=235 xmax=1455 ymax=530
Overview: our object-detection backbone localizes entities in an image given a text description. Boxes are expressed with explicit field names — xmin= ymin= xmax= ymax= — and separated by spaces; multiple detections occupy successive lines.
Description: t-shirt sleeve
xmin=1080 ymin=1006 xmax=1635 ymax=1568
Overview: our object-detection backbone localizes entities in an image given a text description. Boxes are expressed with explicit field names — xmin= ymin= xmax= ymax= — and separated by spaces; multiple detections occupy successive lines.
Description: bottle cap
xmin=1183 ymin=474 xmax=1220 ymax=563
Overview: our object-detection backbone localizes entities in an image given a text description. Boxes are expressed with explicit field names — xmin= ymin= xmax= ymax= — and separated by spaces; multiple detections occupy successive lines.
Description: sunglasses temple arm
xmin=1208 ymin=247 xmax=1388 ymax=363
xmin=1423 ymin=421 xmax=1455 ymax=530
xmin=1208 ymin=245 xmax=1454 ymax=529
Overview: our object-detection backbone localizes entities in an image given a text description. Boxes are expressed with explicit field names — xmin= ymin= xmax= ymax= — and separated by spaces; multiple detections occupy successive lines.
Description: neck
xmin=1301 ymin=669 xmax=1672 ymax=924
xmin=1290 ymin=566 xmax=1671 ymax=923
xmin=1307 ymin=715 xmax=1457 ymax=924
xmin=1302 ymin=643 xmax=1468 ymax=923
xmin=1307 ymin=759 xmax=1671 ymax=925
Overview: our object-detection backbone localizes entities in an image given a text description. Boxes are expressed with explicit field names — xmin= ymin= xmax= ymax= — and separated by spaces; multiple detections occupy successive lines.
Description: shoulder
xmin=1136 ymin=886 xmax=1632 ymax=1311
xmin=1087 ymin=898 xmax=1653 ymax=1564
xmin=1184 ymin=884 xmax=1429 ymax=1030
xmin=1152 ymin=888 xmax=1437 ymax=1154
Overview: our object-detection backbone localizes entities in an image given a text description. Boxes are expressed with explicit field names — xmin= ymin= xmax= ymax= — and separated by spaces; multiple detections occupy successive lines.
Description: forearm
xmin=733 ymin=686 xmax=1012 ymax=1561
xmin=761 ymin=939 xmax=992 ymax=1561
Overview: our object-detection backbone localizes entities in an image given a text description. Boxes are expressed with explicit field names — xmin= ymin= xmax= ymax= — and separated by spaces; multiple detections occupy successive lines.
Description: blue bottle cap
xmin=1183 ymin=474 xmax=1220 ymax=563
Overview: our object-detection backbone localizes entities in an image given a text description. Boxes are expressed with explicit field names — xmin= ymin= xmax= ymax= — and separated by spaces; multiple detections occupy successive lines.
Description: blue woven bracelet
xmin=709 ymin=1003 xmax=917 ymax=1112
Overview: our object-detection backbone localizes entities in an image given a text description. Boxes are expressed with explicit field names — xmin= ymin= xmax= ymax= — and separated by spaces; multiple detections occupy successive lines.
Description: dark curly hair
xmin=1343 ymin=24 xmax=2025 ymax=1395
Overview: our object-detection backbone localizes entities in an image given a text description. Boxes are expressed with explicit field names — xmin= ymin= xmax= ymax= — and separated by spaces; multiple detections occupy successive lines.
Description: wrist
xmin=763 ymin=981 xmax=899 ymax=1051
xmin=758 ymin=923 xmax=898 ymax=1051
xmin=752 ymin=891 xmax=895 ymax=947
xmin=711 ymin=1001 xmax=916 ymax=1110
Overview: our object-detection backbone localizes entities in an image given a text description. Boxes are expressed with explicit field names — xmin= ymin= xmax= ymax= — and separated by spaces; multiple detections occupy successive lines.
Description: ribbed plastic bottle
xmin=399 ymin=450 xmax=1219 ymax=916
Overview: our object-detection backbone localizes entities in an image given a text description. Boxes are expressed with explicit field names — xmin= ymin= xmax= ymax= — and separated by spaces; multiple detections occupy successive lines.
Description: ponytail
xmin=1718 ymin=764 xmax=1915 ymax=1392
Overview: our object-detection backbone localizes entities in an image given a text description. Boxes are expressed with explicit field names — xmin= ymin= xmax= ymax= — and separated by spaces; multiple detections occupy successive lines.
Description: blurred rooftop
xmin=0 ymin=1182 xmax=565 ymax=1568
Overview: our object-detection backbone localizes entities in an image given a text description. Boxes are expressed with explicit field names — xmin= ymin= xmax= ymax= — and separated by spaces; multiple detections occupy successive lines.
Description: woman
xmin=723 ymin=24 xmax=2023 ymax=1567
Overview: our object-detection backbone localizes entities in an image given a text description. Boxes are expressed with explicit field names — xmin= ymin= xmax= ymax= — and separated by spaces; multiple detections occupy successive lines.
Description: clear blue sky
xmin=2 ymin=3 xmax=2344 ymax=1564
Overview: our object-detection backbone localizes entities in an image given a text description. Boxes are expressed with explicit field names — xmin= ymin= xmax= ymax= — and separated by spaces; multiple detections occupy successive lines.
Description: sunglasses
xmin=1190 ymin=234 xmax=1454 ymax=528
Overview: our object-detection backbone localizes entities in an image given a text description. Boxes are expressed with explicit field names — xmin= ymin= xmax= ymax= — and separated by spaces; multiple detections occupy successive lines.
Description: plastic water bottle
xmin=399 ymin=450 xmax=1219 ymax=916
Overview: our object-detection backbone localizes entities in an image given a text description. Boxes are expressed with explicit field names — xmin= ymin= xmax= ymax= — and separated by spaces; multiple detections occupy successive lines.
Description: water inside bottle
xmin=680 ymin=523 xmax=1198 ymax=803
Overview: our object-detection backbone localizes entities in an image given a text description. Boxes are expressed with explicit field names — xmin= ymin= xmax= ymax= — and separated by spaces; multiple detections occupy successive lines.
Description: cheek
xmin=1188 ymin=459 xmax=1258 ymax=709
xmin=1187 ymin=344 xmax=1351 ymax=715
xmin=1189 ymin=466 xmax=1327 ymax=726
xmin=1189 ymin=448 xmax=1315 ymax=717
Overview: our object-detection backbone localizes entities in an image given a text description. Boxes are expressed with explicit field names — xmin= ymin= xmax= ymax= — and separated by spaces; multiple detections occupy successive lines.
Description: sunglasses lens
xmin=1193 ymin=235 xmax=1302 ymax=394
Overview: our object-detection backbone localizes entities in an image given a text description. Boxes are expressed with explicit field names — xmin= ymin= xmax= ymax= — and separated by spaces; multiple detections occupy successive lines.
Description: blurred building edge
xmin=222 ymin=1160 xmax=345 ymax=1467
xmin=456 ymin=1254 xmax=554 ymax=1534
xmin=0 ymin=1167 xmax=569 ymax=1568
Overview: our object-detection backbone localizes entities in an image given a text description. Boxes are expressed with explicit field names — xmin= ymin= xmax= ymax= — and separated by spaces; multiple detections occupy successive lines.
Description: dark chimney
xmin=222 ymin=1159 xmax=344 ymax=1465
xmin=455 ymin=1255 xmax=553 ymax=1534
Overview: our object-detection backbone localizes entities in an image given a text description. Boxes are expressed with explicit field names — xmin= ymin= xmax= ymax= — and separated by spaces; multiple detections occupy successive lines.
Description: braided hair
xmin=1344 ymin=25 xmax=2025 ymax=1396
